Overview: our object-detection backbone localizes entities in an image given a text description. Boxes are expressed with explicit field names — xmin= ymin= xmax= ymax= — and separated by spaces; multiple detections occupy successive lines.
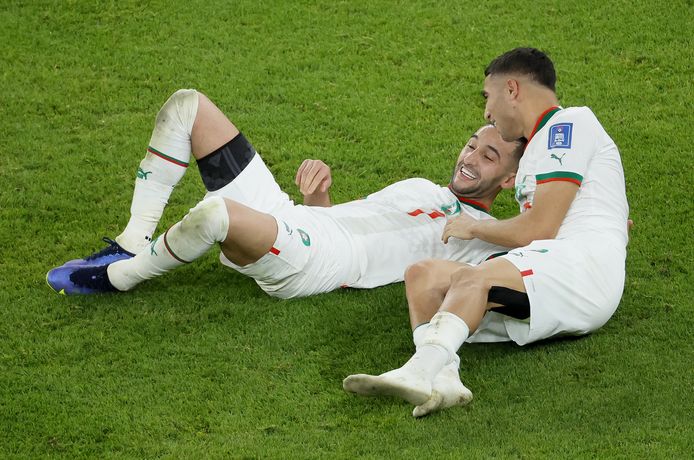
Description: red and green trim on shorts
xmin=147 ymin=146 xmax=189 ymax=168
xmin=526 ymin=106 xmax=562 ymax=147
xmin=536 ymin=171 xmax=583 ymax=186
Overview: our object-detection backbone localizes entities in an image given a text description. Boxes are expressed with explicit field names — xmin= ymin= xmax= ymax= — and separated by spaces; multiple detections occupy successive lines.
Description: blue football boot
xmin=63 ymin=237 xmax=135 ymax=267
xmin=46 ymin=264 xmax=119 ymax=295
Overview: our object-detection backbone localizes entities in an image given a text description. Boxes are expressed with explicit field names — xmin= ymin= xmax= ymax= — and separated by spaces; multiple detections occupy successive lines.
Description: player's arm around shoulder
xmin=443 ymin=181 xmax=578 ymax=248
xmin=295 ymin=159 xmax=332 ymax=207
xmin=456 ymin=109 xmax=594 ymax=247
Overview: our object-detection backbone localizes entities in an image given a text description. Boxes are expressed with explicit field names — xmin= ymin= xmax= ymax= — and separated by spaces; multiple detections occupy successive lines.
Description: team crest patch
xmin=548 ymin=123 xmax=573 ymax=149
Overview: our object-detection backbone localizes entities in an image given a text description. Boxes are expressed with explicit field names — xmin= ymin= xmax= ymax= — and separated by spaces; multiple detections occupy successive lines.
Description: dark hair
xmin=485 ymin=48 xmax=556 ymax=92
xmin=511 ymin=138 xmax=527 ymax=166
xmin=479 ymin=123 xmax=526 ymax=169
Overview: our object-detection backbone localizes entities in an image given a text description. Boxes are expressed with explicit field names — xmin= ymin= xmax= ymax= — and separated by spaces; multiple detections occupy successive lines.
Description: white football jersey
xmin=515 ymin=106 xmax=629 ymax=247
xmin=312 ymin=178 xmax=507 ymax=288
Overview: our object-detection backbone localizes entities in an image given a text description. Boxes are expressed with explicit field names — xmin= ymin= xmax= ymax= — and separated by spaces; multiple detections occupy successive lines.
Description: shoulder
xmin=371 ymin=177 xmax=439 ymax=197
xmin=534 ymin=107 xmax=605 ymax=153
xmin=552 ymin=107 xmax=603 ymax=131
xmin=392 ymin=178 xmax=440 ymax=191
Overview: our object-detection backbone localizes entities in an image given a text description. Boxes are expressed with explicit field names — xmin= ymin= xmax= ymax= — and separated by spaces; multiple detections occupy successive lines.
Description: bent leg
xmin=108 ymin=196 xmax=279 ymax=291
xmin=439 ymin=257 xmax=525 ymax=333
xmin=191 ymin=93 xmax=239 ymax=159
xmin=411 ymin=258 xmax=524 ymax=417
xmin=345 ymin=258 xmax=524 ymax=414
xmin=219 ymin=199 xmax=278 ymax=267
xmin=404 ymin=259 xmax=464 ymax=330
xmin=117 ymin=90 xmax=240 ymax=253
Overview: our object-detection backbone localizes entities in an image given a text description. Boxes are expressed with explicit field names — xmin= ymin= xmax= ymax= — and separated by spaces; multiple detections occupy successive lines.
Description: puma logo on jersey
xmin=150 ymin=236 xmax=159 ymax=256
xmin=550 ymin=153 xmax=566 ymax=165
xmin=137 ymin=167 xmax=152 ymax=179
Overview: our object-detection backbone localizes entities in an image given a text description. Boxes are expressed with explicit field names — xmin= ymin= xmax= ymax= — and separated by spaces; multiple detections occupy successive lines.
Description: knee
xmin=450 ymin=265 xmax=486 ymax=291
xmin=156 ymin=89 xmax=199 ymax=131
xmin=170 ymin=88 xmax=198 ymax=104
xmin=404 ymin=260 xmax=438 ymax=284
xmin=180 ymin=196 xmax=229 ymax=242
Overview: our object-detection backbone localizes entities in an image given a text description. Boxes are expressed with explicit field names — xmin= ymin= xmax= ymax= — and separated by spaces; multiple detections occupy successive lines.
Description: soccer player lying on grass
xmin=47 ymin=89 xmax=525 ymax=297
xmin=343 ymin=47 xmax=629 ymax=417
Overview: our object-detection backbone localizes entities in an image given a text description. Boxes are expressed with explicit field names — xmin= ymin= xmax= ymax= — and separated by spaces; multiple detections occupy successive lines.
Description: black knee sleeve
xmin=197 ymin=133 xmax=257 ymax=191
xmin=488 ymin=286 xmax=531 ymax=320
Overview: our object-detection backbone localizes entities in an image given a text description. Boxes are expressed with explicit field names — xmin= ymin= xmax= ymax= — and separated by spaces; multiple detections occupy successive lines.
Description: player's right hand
xmin=295 ymin=159 xmax=332 ymax=196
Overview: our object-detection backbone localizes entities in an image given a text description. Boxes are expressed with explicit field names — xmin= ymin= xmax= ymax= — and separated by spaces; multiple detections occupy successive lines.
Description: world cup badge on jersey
xmin=548 ymin=123 xmax=573 ymax=149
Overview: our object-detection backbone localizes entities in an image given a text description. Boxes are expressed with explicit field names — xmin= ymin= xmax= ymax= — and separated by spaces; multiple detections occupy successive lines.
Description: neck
xmin=463 ymin=195 xmax=493 ymax=212
xmin=521 ymin=90 xmax=560 ymax=139
xmin=449 ymin=185 xmax=497 ymax=213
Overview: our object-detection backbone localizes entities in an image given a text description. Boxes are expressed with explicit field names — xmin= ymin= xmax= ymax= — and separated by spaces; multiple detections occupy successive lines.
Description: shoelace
xmin=84 ymin=237 xmax=123 ymax=261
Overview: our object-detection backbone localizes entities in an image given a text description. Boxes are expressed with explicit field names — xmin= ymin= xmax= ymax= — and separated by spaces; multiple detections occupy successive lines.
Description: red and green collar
xmin=447 ymin=186 xmax=491 ymax=213
xmin=458 ymin=196 xmax=491 ymax=214
xmin=526 ymin=106 xmax=561 ymax=146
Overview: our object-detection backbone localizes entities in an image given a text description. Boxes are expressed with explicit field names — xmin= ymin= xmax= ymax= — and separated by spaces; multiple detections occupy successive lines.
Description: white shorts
xmin=204 ymin=153 xmax=294 ymax=215
xmin=206 ymin=151 xmax=359 ymax=298
xmin=468 ymin=238 xmax=625 ymax=346
xmin=219 ymin=211 xmax=359 ymax=299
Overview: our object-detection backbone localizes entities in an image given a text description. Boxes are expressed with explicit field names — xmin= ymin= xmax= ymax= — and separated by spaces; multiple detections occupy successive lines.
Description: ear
xmin=500 ymin=172 xmax=516 ymax=190
xmin=506 ymin=78 xmax=520 ymax=100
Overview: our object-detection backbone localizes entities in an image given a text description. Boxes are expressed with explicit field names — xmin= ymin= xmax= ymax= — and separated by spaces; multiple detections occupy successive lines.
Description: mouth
xmin=459 ymin=165 xmax=477 ymax=180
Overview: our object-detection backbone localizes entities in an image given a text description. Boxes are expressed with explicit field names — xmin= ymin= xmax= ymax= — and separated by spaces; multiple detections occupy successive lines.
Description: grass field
xmin=1 ymin=0 xmax=692 ymax=458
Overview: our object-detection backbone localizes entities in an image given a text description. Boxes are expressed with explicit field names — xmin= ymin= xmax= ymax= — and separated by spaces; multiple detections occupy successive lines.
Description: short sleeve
xmin=533 ymin=110 xmax=599 ymax=187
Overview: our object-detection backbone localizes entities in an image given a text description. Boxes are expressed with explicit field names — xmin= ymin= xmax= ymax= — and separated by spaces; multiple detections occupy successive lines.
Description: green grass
xmin=1 ymin=0 xmax=692 ymax=458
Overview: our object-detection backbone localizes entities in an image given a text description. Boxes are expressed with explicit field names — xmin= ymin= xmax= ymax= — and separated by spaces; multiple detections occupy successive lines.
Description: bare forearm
xmin=470 ymin=211 xmax=555 ymax=248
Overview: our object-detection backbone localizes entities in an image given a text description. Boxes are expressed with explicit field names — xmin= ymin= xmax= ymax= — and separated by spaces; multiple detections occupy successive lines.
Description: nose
xmin=463 ymin=148 xmax=480 ymax=165
xmin=484 ymin=109 xmax=492 ymax=122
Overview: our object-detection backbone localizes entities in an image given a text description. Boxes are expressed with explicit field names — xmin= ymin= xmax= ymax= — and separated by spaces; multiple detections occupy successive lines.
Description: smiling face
xmin=449 ymin=125 xmax=520 ymax=200
xmin=482 ymin=74 xmax=525 ymax=142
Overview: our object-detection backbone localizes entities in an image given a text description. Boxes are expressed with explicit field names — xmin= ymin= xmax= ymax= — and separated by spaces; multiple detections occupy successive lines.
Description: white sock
xmin=108 ymin=196 xmax=228 ymax=291
xmin=408 ymin=321 xmax=462 ymax=381
xmin=422 ymin=311 xmax=470 ymax=364
xmin=394 ymin=344 xmax=449 ymax=382
xmin=413 ymin=320 xmax=463 ymax=375
xmin=412 ymin=323 xmax=429 ymax=349
xmin=116 ymin=89 xmax=199 ymax=253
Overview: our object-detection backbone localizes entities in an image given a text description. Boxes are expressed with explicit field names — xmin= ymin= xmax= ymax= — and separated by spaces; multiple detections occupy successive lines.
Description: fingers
xmin=297 ymin=159 xmax=331 ymax=195
xmin=295 ymin=159 xmax=311 ymax=186
xmin=319 ymin=175 xmax=332 ymax=192
xmin=441 ymin=225 xmax=450 ymax=244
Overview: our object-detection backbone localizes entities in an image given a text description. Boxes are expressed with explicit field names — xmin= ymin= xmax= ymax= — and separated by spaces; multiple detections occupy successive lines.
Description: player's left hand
xmin=442 ymin=214 xmax=477 ymax=243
